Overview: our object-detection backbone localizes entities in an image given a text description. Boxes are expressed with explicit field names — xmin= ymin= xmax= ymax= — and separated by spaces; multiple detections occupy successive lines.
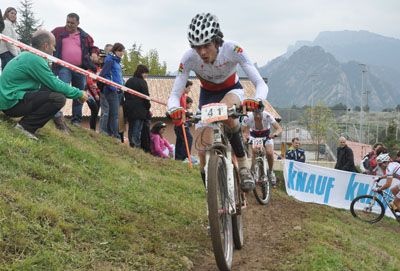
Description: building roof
xmin=62 ymin=76 xmax=281 ymax=120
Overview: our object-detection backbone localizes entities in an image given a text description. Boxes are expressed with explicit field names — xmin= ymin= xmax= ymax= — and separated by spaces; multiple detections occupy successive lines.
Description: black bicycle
xmin=350 ymin=180 xmax=400 ymax=224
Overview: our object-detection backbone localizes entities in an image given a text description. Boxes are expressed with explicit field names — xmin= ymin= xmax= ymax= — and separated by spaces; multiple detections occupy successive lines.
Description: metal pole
xmin=359 ymin=64 xmax=367 ymax=143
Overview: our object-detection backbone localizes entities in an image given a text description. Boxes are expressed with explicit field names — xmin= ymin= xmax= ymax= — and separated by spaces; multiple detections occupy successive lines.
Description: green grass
xmin=0 ymin=117 xmax=208 ymax=270
xmin=0 ymin=117 xmax=399 ymax=270
xmin=275 ymin=172 xmax=400 ymax=271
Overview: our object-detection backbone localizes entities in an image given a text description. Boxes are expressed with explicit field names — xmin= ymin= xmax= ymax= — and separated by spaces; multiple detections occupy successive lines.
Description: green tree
xmin=121 ymin=43 xmax=167 ymax=76
xmin=301 ymin=102 xmax=338 ymax=160
xmin=380 ymin=120 xmax=400 ymax=156
xmin=121 ymin=43 xmax=143 ymax=75
xmin=16 ymin=0 xmax=41 ymax=44
xmin=142 ymin=49 xmax=167 ymax=75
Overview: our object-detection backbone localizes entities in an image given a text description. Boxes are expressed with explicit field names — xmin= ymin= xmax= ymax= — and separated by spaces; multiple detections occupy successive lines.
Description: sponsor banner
xmin=283 ymin=160 xmax=399 ymax=219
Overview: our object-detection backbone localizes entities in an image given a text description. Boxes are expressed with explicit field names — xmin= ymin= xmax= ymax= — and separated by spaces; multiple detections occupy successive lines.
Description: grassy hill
xmin=0 ymin=116 xmax=208 ymax=270
xmin=0 ymin=116 xmax=399 ymax=271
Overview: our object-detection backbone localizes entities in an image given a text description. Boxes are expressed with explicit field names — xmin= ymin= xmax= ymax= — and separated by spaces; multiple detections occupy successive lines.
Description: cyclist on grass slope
xmin=167 ymin=13 xmax=268 ymax=192
xmin=373 ymin=153 xmax=400 ymax=212
xmin=242 ymin=108 xmax=282 ymax=186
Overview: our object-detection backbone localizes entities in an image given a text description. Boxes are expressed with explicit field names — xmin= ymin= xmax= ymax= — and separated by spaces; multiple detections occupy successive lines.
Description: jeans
xmin=3 ymin=87 xmax=66 ymax=133
xmin=174 ymin=125 xmax=193 ymax=160
xmin=99 ymin=93 xmax=109 ymax=135
xmin=128 ymin=119 xmax=144 ymax=148
xmin=0 ymin=51 xmax=15 ymax=70
xmin=104 ymin=90 xmax=120 ymax=138
xmin=57 ymin=67 xmax=86 ymax=123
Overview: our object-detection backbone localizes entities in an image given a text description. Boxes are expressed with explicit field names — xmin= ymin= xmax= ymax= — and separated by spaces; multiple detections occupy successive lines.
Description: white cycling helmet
xmin=376 ymin=153 xmax=391 ymax=163
xmin=188 ymin=13 xmax=220 ymax=46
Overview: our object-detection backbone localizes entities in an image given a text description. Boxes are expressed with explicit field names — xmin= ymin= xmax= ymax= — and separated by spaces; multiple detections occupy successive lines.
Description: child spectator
xmin=150 ymin=122 xmax=173 ymax=159
xmin=174 ymin=80 xmax=193 ymax=160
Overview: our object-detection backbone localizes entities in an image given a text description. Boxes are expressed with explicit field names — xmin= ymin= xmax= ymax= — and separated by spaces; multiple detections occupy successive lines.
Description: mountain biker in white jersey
xmin=373 ymin=153 xmax=400 ymax=212
xmin=242 ymin=109 xmax=282 ymax=186
xmin=167 ymin=13 xmax=269 ymax=192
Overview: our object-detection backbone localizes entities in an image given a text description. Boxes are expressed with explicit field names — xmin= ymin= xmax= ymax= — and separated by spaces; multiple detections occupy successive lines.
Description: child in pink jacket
xmin=150 ymin=122 xmax=173 ymax=158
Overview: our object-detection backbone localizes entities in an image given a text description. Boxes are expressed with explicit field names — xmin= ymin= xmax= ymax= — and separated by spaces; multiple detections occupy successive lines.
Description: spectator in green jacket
xmin=0 ymin=30 xmax=88 ymax=140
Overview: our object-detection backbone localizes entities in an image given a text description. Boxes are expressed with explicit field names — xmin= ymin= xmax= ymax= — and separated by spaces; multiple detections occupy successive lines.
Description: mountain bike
xmin=193 ymin=103 xmax=247 ymax=271
xmin=249 ymin=137 xmax=271 ymax=205
xmin=350 ymin=180 xmax=400 ymax=224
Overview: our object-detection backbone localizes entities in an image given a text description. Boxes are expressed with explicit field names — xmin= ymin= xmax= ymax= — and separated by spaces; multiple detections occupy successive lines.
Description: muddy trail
xmin=192 ymin=184 xmax=309 ymax=271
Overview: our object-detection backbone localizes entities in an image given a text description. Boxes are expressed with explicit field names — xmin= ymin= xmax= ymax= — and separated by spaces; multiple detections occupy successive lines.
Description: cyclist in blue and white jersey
xmin=167 ymin=13 xmax=268 ymax=192
xmin=374 ymin=153 xmax=400 ymax=212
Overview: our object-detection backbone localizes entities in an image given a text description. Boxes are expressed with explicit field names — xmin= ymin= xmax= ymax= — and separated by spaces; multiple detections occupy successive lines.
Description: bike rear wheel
xmin=350 ymin=195 xmax=385 ymax=223
xmin=232 ymin=166 xmax=244 ymax=249
xmin=253 ymin=158 xmax=271 ymax=205
xmin=207 ymin=152 xmax=233 ymax=271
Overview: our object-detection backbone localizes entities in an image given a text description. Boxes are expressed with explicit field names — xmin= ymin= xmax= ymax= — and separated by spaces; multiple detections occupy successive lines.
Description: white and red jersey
xmin=167 ymin=40 xmax=268 ymax=109
xmin=241 ymin=111 xmax=276 ymax=131
xmin=386 ymin=162 xmax=400 ymax=179
xmin=381 ymin=162 xmax=400 ymax=190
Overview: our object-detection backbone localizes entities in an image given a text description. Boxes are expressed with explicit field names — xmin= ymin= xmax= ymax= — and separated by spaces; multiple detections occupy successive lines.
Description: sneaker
xmin=53 ymin=114 xmax=71 ymax=134
xmin=239 ymin=167 xmax=255 ymax=192
xmin=15 ymin=123 xmax=38 ymax=140
xmin=268 ymin=170 xmax=277 ymax=186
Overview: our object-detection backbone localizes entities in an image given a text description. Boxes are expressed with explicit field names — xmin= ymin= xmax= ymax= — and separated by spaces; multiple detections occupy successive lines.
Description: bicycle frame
xmin=369 ymin=183 xmax=399 ymax=219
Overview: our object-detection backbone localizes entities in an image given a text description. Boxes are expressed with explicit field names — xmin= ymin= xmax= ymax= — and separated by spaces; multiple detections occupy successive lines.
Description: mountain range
xmin=258 ymin=30 xmax=400 ymax=110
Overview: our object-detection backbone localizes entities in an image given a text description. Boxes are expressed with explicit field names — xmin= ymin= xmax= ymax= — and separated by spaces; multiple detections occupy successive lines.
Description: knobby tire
xmin=232 ymin=166 xmax=244 ymax=249
xmin=207 ymin=152 xmax=233 ymax=271
xmin=350 ymin=195 xmax=385 ymax=223
xmin=253 ymin=158 xmax=271 ymax=205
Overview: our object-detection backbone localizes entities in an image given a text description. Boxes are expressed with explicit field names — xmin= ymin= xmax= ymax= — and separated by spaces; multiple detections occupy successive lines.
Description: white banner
xmin=283 ymin=160 xmax=399 ymax=219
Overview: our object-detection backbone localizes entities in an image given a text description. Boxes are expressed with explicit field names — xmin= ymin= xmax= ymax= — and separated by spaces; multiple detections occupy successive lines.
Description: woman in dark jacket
xmin=123 ymin=64 xmax=150 ymax=148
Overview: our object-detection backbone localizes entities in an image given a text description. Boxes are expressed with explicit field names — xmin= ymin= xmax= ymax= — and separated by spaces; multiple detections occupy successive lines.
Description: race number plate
xmin=252 ymin=137 xmax=265 ymax=149
xmin=201 ymin=103 xmax=228 ymax=123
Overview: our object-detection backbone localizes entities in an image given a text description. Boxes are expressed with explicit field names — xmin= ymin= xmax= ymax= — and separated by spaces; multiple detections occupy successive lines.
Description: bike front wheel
xmin=350 ymin=195 xmax=385 ymax=223
xmin=207 ymin=152 xmax=233 ymax=271
xmin=232 ymin=166 xmax=244 ymax=249
xmin=253 ymin=158 xmax=271 ymax=205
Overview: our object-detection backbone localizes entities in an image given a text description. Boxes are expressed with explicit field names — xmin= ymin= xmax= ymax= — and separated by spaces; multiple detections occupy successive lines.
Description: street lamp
xmin=359 ymin=64 xmax=367 ymax=143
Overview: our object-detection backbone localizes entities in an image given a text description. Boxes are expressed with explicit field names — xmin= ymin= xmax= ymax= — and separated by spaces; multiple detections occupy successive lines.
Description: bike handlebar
xmin=187 ymin=104 xmax=247 ymax=124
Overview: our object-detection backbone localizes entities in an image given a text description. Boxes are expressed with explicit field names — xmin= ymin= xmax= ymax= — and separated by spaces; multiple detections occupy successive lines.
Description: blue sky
xmin=2 ymin=0 xmax=400 ymax=72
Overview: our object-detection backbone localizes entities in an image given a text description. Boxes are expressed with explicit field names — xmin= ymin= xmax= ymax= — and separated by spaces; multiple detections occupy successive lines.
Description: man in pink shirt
xmin=52 ymin=13 xmax=96 ymax=128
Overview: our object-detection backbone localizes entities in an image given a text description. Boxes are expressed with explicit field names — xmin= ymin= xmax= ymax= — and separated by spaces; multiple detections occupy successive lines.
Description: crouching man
xmin=0 ymin=30 xmax=87 ymax=140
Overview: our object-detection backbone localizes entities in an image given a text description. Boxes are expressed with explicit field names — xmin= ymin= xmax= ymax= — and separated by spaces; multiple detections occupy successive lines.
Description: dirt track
xmin=192 ymin=185 xmax=309 ymax=271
